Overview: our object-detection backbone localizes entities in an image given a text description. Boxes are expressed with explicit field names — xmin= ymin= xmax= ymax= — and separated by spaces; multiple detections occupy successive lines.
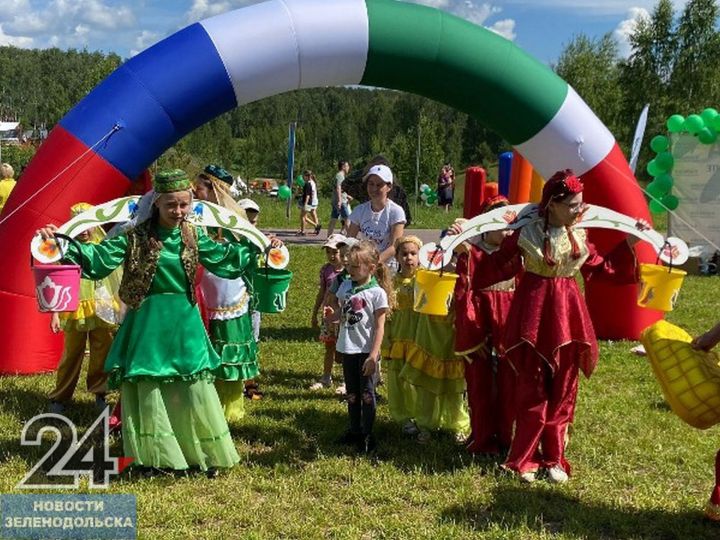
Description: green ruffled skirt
xmin=208 ymin=314 xmax=259 ymax=382
xmin=121 ymin=380 xmax=240 ymax=471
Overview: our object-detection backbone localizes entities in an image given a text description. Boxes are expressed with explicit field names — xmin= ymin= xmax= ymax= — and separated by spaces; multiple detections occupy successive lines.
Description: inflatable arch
xmin=0 ymin=0 xmax=659 ymax=374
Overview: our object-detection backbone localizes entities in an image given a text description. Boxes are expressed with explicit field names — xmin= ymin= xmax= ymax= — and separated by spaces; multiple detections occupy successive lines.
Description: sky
xmin=0 ymin=0 xmax=690 ymax=64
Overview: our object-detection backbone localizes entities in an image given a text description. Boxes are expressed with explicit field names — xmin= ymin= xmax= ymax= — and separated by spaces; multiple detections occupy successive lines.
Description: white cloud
xmin=0 ymin=23 xmax=34 ymax=47
xmin=614 ymin=7 xmax=650 ymax=58
xmin=2 ymin=0 xmax=136 ymax=51
xmin=489 ymin=18 xmax=516 ymax=41
xmin=185 ymin=0 xmax=260 ymax=23
xmin=130 ymin=29 xmax=160 ymax=57
xmin=502 ymin=0 xmax=687 ymax=16
xmin=405 ymin=0 xmax=516 ymax=40
xmin=0 ymin=0 xmax=32 ymax=21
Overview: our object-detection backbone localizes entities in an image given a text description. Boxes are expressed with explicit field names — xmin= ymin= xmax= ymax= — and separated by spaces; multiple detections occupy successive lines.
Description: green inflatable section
xmin=361 ymin=0 xmax=569 ymax=145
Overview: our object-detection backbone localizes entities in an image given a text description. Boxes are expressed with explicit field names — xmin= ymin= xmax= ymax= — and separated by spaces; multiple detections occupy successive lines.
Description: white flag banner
xmin=669 ymin=133 xmax=720 ymax=253
xmin=629 ymin=104 xmax=649 ymax=174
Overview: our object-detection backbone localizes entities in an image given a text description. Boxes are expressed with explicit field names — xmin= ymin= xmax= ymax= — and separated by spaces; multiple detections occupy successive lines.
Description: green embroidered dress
xmin=65 ymin=225 xmax=251 ymax=471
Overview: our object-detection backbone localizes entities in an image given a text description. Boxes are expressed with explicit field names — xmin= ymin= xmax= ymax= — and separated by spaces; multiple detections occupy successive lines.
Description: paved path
xmin=265 ymin=228 xmax=443 ymax=246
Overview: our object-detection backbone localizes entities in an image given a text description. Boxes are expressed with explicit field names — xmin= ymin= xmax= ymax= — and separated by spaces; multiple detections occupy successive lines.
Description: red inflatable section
xmin=582 ymin=142 xmax=662 ymax=340
xmin=0 ymin=126 xmax=130 ymax=374
xmin=463 ymin=167 xmax=486 ymax=219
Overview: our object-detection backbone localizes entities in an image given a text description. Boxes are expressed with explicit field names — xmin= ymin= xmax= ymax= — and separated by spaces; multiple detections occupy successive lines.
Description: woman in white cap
xmin=346 ymin=164 xmax=406 ymax=271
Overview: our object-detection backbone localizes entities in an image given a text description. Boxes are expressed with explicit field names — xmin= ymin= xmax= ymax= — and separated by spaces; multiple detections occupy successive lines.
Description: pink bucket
xmin=32 ymin=263 xmax=81 ymax=312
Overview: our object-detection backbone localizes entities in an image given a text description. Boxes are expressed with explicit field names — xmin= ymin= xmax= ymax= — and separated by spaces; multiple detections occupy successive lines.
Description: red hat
xmin=479 ymin=194 xmax=510 ymax=215
xmin=539 ymin=169 xmax=583 ymax=215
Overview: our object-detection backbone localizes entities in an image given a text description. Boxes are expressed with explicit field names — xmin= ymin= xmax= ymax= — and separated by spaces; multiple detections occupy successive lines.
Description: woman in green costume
xmin=38 ymin=170 xmax=252 ymax=474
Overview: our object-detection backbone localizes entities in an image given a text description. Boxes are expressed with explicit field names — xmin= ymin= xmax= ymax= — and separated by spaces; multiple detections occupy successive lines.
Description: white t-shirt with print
xmin=335 ymin=280 xmax=389 ymax=354
xmin=349 ymin=200 xmax=406 ymax=253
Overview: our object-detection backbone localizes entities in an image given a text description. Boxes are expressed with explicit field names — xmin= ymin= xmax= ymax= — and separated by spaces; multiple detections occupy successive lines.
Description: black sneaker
xmin=360 ymin=434 xmax=377 ymax=455
xmin=336 ymin=430 xmax=362 ymax=446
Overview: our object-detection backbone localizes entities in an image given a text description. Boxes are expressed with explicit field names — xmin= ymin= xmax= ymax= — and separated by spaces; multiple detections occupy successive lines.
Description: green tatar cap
xmin=153 ymin=169 xmax=191 ymax=193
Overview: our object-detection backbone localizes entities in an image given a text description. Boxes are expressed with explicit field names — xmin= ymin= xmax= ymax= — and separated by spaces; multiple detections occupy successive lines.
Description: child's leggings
xmin=49 ymin=328 xmax=113 ymax=402
xmin=341 ymin=352 xmax=376 ymax=435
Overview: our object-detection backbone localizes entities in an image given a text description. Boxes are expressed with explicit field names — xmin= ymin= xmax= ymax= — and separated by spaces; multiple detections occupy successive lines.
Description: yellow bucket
xmin=637 ymin=263 xmax=686 ymax=312
xmin=641 ymin=320 xmax=720 ymax=429
xmin=413 ymin=268 xmax=458 ymax=316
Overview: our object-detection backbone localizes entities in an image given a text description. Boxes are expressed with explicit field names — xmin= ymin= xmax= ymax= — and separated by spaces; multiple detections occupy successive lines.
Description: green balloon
xmin=649 ymin=199 xmax=666 ymax=213
xmin=646 ymin=181 xmax=668 ymax=198
xmin=685 ymin=114 xmax=705 ymax=134
xmin=653 ymin=173 xmax=674 ymax=193
xmin=278 ymin=185 xmax=292 ymax=200
xmin=646 ymin=159 xmax=662 ymax=177
xmin=667 ymin=114 xmax=685 ymax=133
xmin=712 ymin=115 xmax=720 ymax=131
xmin=662 ymin=194 xmax=680 ymax=210
xmin=698 ymin=127 xmax=718 ymax=144
xmin=655 ymin=151 xmax=674 ymax=171
xmin=702 ymin=108 xmax=719 ymax=124
xmin=650 ymin=135 xmax=669 ymax=153
xmin=422 ymin=185 xmax=432 ymax=194
xmin=295 ymin=177 xmax=305 ymax=188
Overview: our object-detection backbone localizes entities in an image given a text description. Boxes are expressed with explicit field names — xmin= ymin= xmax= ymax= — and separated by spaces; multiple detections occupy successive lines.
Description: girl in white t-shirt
xmin=326 ymin=241 xmax=395 ymax=454
xmin=347 ymin=164 xmax=406 ymax=268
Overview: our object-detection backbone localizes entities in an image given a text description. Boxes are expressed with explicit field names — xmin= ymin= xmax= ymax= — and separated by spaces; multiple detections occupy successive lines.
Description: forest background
xmin=1 ymin=0 xmax=720 ymax=199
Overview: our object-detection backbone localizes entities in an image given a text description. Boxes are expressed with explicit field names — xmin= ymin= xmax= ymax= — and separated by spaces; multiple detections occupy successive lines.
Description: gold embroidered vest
xmin=118 ymin=221 xmax=199 ymax=309
xmin=518 ymin=219 xmax=589 ymax=278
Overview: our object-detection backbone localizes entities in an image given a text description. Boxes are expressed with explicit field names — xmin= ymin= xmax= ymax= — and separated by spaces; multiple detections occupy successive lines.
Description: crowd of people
xmin=31 ymin=160 xmax=720 ymax=519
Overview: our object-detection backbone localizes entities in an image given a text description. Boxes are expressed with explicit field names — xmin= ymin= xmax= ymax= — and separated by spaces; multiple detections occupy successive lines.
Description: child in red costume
xmin=692 ymin=322 xmax=720 ymax=521
xmin=450 ymin=169 xmax=647 ymax=483
xmin=453 ymin=195 xmax=516 ymax=455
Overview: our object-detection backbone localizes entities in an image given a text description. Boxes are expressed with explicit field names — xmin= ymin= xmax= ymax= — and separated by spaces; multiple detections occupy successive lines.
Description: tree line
xmin=2 ymin=0 xmax=720 ymax=193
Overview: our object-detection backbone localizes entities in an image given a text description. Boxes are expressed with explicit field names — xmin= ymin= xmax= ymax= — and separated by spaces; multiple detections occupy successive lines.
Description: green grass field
xmin=1 ymin=246 xmax=718 ymax=539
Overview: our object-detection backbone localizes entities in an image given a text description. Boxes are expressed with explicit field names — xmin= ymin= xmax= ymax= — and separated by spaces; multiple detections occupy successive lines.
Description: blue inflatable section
xmin=498 ymin=151 xmax=513 ymax=197
xmin=59 ymin=24 xmax=237 ymax=179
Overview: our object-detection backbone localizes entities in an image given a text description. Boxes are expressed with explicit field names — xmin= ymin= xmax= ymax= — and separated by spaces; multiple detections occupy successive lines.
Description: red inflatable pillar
xmin=509 ymin=151 xmax=533 ymax=203
xmin=582 ymin=143 xmax=662 ymax=340
xmin=464 ymin=167 xmax=486 ymax=219
xmin=483 ymin=182 xmax=499 ymax=201
xmin=0 ymin=126 xmax=130 ymax=374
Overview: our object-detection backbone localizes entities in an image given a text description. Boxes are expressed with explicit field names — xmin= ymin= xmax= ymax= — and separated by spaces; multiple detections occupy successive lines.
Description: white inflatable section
xmin=514 ymin=86 xmax=615 ymax=178
xmin=201 ymin=0 xmax=369 ymax=106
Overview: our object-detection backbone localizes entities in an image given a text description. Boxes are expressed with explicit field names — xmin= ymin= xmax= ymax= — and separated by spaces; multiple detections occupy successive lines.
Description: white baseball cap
xmin=363 ymin=164 xmax=393 ymax=185
xmin=237 ymin=198 xmax=260 ymax=213
xmin=337 ymin=236 xmax=360 ymax=248
xmin=323 ymin=234 xmax=347 ymax=249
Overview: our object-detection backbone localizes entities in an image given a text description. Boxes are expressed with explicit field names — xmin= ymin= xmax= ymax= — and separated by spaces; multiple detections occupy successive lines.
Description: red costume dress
xmin=474 ymin=218 xmax=638 ymax=474
xmin=455 ymin=239 xmax=516 ymax=454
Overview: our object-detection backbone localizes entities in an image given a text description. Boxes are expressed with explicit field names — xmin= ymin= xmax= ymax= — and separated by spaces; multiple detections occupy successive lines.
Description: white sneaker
xmin=309 ymin=377 xmax=332 ymax=391
xmin=519 ymin=471 xmax=537 ymax=483
xmin=402 ymin=420 xmax=419 ymax=436
xmin=547 ymin=465 xmax=569 ymax=484
xmin=334 ymin=383 xmax=346 ymax=395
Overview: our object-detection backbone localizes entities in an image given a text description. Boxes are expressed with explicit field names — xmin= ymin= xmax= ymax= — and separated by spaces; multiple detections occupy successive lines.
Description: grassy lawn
xmin=1 ymin=246 xmax=719 ymax=538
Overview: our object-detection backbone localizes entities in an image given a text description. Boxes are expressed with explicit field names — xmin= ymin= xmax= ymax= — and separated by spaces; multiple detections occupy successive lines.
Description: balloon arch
xmin=0 ymin=0 xmax=659 ymax=374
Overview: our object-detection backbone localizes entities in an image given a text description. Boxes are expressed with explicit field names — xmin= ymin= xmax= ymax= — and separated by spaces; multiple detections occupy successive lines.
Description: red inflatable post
xmin=483 ymin=182 xmax=499 ymax=200
xmin=0 ymin=126 xmax=130 ymax=374
xmin=582 ymin=143 xmax=661 ymax=340
xmin=464 ymin=167 xmax=486 ymax=218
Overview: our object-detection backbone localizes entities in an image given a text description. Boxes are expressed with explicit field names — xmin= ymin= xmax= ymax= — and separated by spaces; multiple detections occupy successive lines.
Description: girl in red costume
xmin=453 ymin=195 xmax=516 ymax=456
xmin=450 ymin=169 xmax=646 ymax=483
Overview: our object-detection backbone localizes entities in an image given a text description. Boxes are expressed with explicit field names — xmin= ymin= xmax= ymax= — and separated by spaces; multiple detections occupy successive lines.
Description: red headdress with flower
xmin=538 ymin=169 xmax=584 ymax=265
xmin=539 ymin=169 xmax=584 ymax=216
